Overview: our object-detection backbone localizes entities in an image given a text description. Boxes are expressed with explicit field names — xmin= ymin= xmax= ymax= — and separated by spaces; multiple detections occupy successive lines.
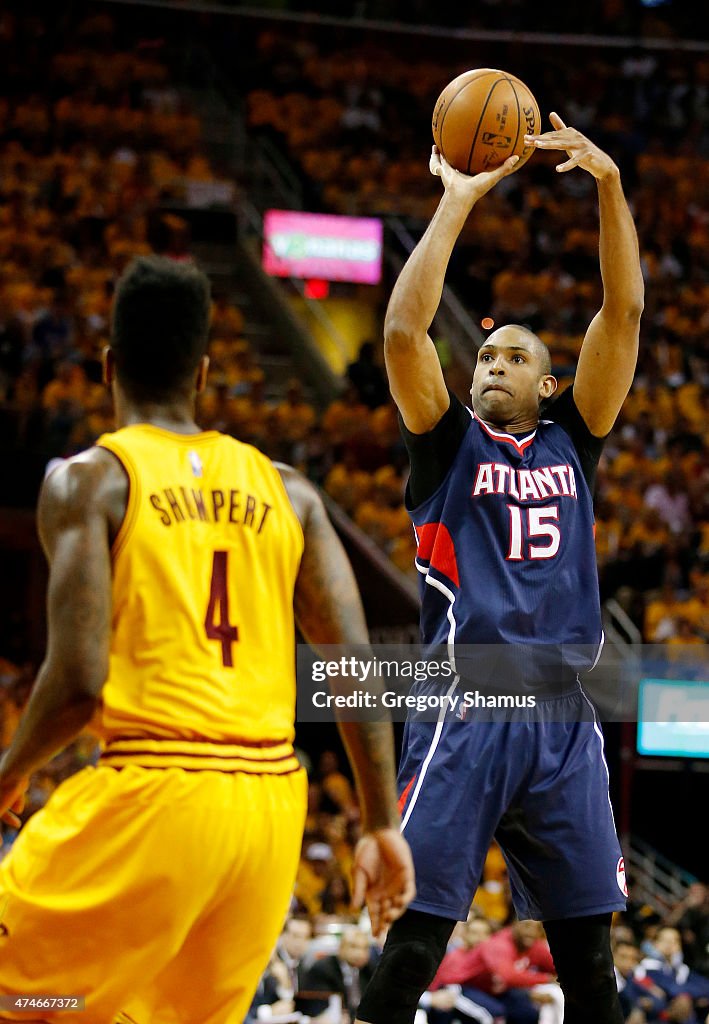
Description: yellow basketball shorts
xmin=0 ymin=763 xmax=307 ymax=1023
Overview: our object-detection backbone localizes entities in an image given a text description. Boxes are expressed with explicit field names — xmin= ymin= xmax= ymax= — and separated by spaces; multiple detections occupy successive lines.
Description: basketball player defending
xmin=0 ymin=257 xmax=414 ymax=1024
xmin=356 ymin=114 xmax=643 ymax=1024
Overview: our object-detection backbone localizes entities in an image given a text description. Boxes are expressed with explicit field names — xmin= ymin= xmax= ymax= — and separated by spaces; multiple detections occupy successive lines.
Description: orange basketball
xmin=432 ymin=68 xmax=541 ymax=175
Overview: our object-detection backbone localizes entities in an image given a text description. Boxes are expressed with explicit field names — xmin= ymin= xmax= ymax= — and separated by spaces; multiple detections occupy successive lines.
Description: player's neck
xmin=478 ymin=413 xmax=539 ymax=435
xmin=116 ymin=393 xmax=202 ymax=434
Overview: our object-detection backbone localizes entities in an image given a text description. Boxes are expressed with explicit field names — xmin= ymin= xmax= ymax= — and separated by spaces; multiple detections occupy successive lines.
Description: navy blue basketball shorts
xmin=397 ymin=688 xmax=627 ymax=922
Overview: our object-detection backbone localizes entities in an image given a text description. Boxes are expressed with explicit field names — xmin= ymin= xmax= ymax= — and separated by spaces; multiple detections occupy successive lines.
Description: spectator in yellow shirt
xmin=273 ymin=378 xmax=317 ymax=444
xmin=321 ymin=383 xmax=370 ymax=445
xmin=644 ymin=583 xmax=685 ymax=642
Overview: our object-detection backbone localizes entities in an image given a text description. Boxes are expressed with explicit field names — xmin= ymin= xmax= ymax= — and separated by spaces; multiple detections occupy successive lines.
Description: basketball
xmin=432 ymin=68 xmax=541 ymax=175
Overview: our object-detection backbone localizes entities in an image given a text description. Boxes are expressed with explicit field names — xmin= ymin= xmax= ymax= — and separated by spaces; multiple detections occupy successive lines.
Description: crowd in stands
xmin=0 ymin=7 xmax=231 ymax=490
xmin=2 ymin=9 xmax=707 ymax=639
xmin=0 ymin=5 xmax=706 ymax=1022
xmin=243 ymin=866 xmax=709 ymax=1023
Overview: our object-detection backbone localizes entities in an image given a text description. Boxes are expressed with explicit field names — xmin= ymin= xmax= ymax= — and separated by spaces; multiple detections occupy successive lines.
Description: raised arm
xmin=277 ymin=464 xmax=415 ymax=934
xmin=526 ymin=113 xmax=644 ymax=436
xmin=0 ymin=450 xmax=119 ymax=825
xmin=385 ymin=149 xmax=520 ymax=433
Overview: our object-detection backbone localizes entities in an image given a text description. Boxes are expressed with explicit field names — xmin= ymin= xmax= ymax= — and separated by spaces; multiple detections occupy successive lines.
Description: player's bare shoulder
xmin=274 ymin=461 xmax=320 ymax=529
xmin=39 ymin=447 xmax=129 ymax=551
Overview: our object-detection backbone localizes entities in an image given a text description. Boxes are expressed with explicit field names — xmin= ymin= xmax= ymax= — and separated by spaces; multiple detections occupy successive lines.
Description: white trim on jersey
xmin=579 ymin=685 xmax=618 ymax=830
xmin=588 ymin=630 xmax=605 ymax=672
xmin=401 ymin=564 xmax=460 ymax=833
xmin=472 ymin=414 xmax=537 ymax=455
xmin=413 ymin=562 xmax=459 ymax=674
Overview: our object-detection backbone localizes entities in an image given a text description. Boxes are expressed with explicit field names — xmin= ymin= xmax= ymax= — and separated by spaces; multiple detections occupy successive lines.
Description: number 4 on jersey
xmin=204 ymin=550 xmax=239 ymax=667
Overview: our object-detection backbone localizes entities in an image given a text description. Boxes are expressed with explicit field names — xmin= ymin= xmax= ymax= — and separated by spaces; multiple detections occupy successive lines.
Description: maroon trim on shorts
xmin=100 ymin=749 xmax=296 ymax=763
xmin=99 ymin=762 xmax=302 ymax=776
xmin=108 ymin=734 xmax=291 ymax=748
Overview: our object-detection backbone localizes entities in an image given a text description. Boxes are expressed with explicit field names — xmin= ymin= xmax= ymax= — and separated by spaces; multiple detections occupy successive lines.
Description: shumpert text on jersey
xmin=148 ymin=486 xmax=273 ymax=532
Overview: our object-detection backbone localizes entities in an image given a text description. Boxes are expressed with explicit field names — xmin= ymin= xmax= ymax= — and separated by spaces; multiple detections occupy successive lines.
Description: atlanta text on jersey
xmin=472 ymin=462 xmax=578 ymax=501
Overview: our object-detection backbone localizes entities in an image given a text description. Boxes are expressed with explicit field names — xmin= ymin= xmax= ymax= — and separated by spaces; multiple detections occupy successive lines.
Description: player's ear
xmin=102 ymin=346 xmax=115 ymax=387
xmin=539 ymin=375 xmax=557 ymax=400
xmin=196 ymin=355 xmax=209 ymax=393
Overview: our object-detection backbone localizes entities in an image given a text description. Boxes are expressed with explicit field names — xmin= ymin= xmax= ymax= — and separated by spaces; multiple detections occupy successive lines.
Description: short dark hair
xmin=111 ymin=256 xmax=211 ymax=401
xmin=505 ymin=323 xmax=552 ymax=376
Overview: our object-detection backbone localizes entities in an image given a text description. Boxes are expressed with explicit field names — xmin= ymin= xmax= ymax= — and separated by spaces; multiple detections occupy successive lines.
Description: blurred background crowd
xmin=1 ymin=8 xmax=707 ymax=642
xmin=0 ymin=2 xmax=707 ymax=1019
xmin=243 ymin=899 xmax=709 ymax=1024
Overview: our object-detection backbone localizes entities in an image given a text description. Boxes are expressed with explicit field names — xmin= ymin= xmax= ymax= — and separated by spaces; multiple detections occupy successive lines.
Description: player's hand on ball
xmin=524 ymin=112 xmax=619 ymax=181
xmin=430 ymin=146 xmax=520 ymax=205
xmin=0 ymin=774 xmax=28 ymax=828
xmin=351 ymin=827 xmax=415 ymax=940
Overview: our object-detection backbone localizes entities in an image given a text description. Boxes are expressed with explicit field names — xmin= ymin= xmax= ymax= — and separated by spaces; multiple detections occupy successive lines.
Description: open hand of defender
xmin=430 ymin=145 xmax=520 ymax=204
xmin=525 ymin=112 xmax=619 ymax=180
xmin=351 ymin=827 xmax=416 ymax=940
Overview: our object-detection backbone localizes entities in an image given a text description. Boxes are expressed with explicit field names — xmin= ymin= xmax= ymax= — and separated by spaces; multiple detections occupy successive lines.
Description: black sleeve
xmin=542 ymin=385 xmax=607 ymax=493
xmin=398 ymin=389 xmax=472 ymax=509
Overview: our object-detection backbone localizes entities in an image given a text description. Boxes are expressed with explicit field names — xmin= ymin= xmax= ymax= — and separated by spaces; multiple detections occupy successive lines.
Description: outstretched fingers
xmin=549 ymin=111 xmax=568 ymax=130
xmin=555 ymin=154 xmax=583 ymax=173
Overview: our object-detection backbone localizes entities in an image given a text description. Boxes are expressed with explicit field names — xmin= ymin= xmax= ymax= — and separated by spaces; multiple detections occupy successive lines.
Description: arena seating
xmin=1 ymin=8 xmax=707 ymax=918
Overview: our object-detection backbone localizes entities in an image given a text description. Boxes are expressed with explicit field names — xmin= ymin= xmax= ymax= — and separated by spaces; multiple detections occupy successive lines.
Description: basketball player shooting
xmin=0 ymin=257 xmax=414 ymax=1024
xmin=355 ymin=114 xmax=644 ymax=1024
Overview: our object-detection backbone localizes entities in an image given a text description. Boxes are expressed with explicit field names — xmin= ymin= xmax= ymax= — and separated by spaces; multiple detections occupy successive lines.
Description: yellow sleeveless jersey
xmin=94 ymin=425 xmax=304 ymax=773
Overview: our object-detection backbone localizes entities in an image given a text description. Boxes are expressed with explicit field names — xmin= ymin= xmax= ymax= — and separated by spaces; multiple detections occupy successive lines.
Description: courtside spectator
xmin=639 ymin=927 xmax=709 ymax=1020
xmin=614 ymin=939 xmax=667 ymax=1022
xmin=297 ymin=927 xmax=377 ymax=1020
xmin=247 ymin=916 xmax=314 ymax=1021
xmin=667 ymin=884 xmax=709 ymax=977
xmin=433 ymin=920 xmax=562 ymax=1024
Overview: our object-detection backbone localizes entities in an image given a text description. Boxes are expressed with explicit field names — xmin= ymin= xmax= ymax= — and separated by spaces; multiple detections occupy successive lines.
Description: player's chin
xmin=478 ymin=390 xmax=514 ymax=418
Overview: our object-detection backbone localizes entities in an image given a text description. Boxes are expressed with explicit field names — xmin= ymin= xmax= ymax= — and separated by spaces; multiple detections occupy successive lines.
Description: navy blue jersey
xmin=402 ymin=387 xmax=605 ymax=688
xmin=393 ymin=386 xmax=625 ymax=926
